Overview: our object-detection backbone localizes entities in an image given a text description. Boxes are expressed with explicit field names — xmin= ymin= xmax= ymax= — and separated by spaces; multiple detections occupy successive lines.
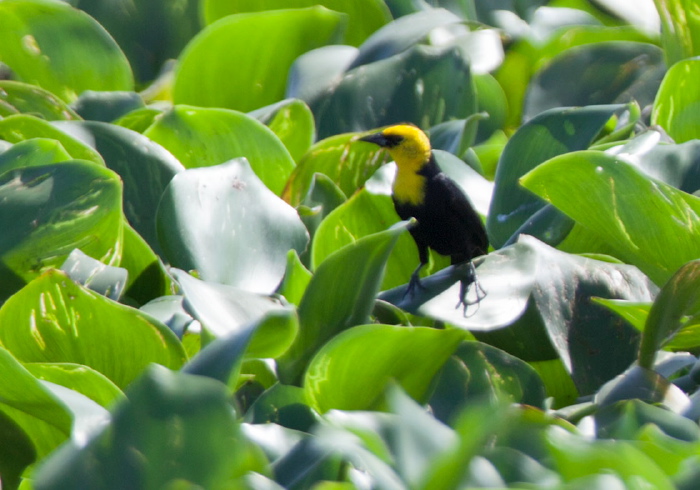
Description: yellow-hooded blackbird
xmin=360 ymin=124 xmax=488 ymax=312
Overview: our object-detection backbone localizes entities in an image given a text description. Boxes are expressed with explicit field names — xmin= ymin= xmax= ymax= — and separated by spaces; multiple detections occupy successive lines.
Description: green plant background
xmin=1 ymin=0 xmax=700 ymax=488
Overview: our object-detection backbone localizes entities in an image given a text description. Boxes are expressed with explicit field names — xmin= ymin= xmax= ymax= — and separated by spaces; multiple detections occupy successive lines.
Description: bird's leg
xmin=404 ymin=262 xmax=426 ymax=299
xmin=456 ymin=261 xmax=486 ymax=316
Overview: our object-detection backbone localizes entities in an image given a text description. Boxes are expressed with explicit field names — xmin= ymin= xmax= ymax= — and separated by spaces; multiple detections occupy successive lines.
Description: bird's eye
xmin=384 ymin=134 xmax=404 ymax=148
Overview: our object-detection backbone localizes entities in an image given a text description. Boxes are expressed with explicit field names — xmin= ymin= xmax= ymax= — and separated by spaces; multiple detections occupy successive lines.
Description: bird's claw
xmin=455 ymin=261 xmax=486 ymax=317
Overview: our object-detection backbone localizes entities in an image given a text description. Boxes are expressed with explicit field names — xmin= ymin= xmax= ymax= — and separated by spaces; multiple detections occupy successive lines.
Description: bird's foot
xmin=403 ymin=267 xmax=426 ymax=300
xmin=456 ymin=261 xmax=486 ymax=317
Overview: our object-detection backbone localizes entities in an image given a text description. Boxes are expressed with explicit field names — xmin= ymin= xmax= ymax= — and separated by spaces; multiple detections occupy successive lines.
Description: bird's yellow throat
xmin=383 ymin=125 xmax=432 ymax=206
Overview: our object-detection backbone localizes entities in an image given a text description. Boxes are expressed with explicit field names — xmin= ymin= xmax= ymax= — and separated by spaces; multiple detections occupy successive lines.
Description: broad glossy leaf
xmin=25 ymin=363 xmax=124 ymax=410
xmin=592 ymin=298 xmax=650 ymax=332
xmin=203 ymin=0 xmax=391 ymax=46
xmin=0 ymin=80 xmax=79 ymax=120
xmin=55 ymin=120 xmax=184 ymax=254
xmin=0 ymin=160 xmax=123 ymax=301
xmin=546 ymin=427 xmax=674 ymax=489
xmin=173 ymin=269 xmax=296 ymax=360
xmin=348 ymin=8 xmax=461 ymax=68
xmin=654 ymin=0 xmax=700 ymax=64
xmin=0 ymin=347 xmax=71 ymax=459
xmin=144 ymin=105 xmax=294 ymax=195
xmin=639 ymin=260 xmax=700 ymax=368
xmin=0 ymin=407 xmax=35 ymax=490
xmin=70 ymin=90 xmax=145 ymax=123
xmin=74 ymin=0 xmax=200 ymax=84
xmin=429 ymin=341 xmax=546 ymax=424
xmin=249 ymin=99 xmax=315 ymax=163
xmin=286 ymin=45 xmax=359 ymax=104
xmin=34 ymin=366 xmax=264 ymax=489
xmin=0 ymin=115 xmax=104 ymax=165
xmin=282 ymin=132 xmax=386 ymax=206
xmin=0 ymin=138 xmax=72 ymax=174
xmin=174 ymin=8 xmax=345 ymax=112
xmin=0 ymin=0 xmax=133 ymax=102
xmin=487 ymin=104 xmax=631 ymax=248
xmin=119 ymin=223 xmax=173 ymax=305
xmin=0 ymin=270 xmax=186 ymax=388
xmin=278 ymin=221 xmax=411 ymax=384
xmin=524 ymin=42 xmax=664 ymax=121
xmin=157 ymin=159 xmax=309 ymax=293
xmin=113 ymin=107 xmax=162 ymax=133
xmin=60 ymin=249 xmax=127 ymax=301
xmin=591 ymin=0 xmax=660 ymax=34
xmin=652 ymin=58 xmax=700 ymax=143
xmin=245 ymin=384 xmax=318 ymax=431
xmin=381 ymin=235 xmax=656 ymax=394
xmin=304 ymin=324 xmax=464 ymax=412
xmin=277 ymin=250 xmax=313 ymax=306
xmin=310 ymin=43 xmax=477 ymax=139
xmin=521 ymin=150 xmax=700 ymax=285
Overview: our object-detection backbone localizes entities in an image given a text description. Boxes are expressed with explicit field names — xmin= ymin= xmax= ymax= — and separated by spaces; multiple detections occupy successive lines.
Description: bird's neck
xmin=391 ymin=153 xmax=437 ymax=206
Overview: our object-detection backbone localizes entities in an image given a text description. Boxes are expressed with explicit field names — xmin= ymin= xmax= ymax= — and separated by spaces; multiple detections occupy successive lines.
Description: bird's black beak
xmin=359 ymin=132 xmax=390 ymax=148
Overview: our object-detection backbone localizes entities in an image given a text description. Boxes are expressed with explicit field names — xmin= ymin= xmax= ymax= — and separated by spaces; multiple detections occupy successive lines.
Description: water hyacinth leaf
xmin=0 ymin=80 xmax=79 ymax=120
xmin=592 ymin=298 xmax=650 ymax=332
xmin=119 ymin=223 xmax=173 ymax=305
xmin=278 ymin=220 xmax=411 ymax=384
xmin=60 ymin=249 xmax=128 ymax=301
xmin=74 ymin=0 xmax=200 ymax=84
xmin=0 ymin=160 xmax=123 ymax=301
xmin=25 ymin=363 xmax=124 ymax=410
xmin=524 ymin=42 xmax=665 ymax=121
xmin=174 ymin=8 xmax=345 ymax=112
xmin=652 ymin=58 xmax=700 ymax=143
xmin=33 ymin=366 xmax=263 ymax=490
xmin=0 ymin=0 xmax=133 ymax=102
xmin=282 ymin=132 xmax=387 ymax=207
xmin=521 ymin=150 xmax=700 ymax=286
xmin=144 ymin=105 xmax=295 ymax=195
xmin=654 ymin=0 xmax=700 ymax=64
xmin=429 ymin=342 xmax=547 ymax=424
xmin=0 ymin=138 xmax=72 ymax=174
xmin=348 ymin=8 xmax=461 ymax=68
xmin=172 ymin=269 xmax=295 ymax=360
xmin=487 ymin=104 xmax=629 ymax=249
xmin=0 ymin=270 xmax=186 ymax=389
xmin=113 ymin=107 xmax=162 ymax=134
xmin=310 ymin=43 xmax=477 ymax=139
xmin=157 ymin=159 xmax=309 ymax=294
xmin=0 ymin=408 xmax=35 ymax=490
xmin=276 ymin=250 xmax=313 ymax=306
xmin=0 ymin=347 xmax=72 ymax=460
xmin=139 ymin=295 xmax=196 ymax=340
xmin=69 ymin=90 xmax=145 ymax=123
xmin=381 ymin=236 xmax=656 ymax=394
xmin=304 ymin=324 xmax=464 ymax=413
xmin=248 ymin=99 xmax=315 ymax=163
xmin=54 ymin=120 xmax=184 ymax=255
xmin=0 ymin=115 xmax=104 ymax=165
xmin=286 ymin=45 xmax=359 ymax=104
xmin=638 ymin=260 xmax=700 ymax=368
xmin=203 ymin=0 xmax=391 ymax=46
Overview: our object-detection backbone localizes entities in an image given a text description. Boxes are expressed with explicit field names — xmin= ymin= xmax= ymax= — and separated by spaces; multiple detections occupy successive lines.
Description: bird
xmin=359 ymin=124 xmax=488 ymax=314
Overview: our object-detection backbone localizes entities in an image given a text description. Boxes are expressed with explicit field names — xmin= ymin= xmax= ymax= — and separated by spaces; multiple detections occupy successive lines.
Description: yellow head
xmin=360 ymin=124 xmax=432 ymax=205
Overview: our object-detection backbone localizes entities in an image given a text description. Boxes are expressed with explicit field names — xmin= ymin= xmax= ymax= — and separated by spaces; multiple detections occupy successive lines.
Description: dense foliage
xmin=1 ymin=0 xmax=700 ymax=488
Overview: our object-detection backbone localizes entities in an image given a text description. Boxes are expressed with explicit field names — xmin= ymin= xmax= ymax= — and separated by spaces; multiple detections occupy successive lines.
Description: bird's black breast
xmin=393 ymin=170 xmax=488 ymax=263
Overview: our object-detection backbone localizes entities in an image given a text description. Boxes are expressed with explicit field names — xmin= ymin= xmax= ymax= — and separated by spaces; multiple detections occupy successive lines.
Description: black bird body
xmin=359 ymin=124 xmax=488 ymax=312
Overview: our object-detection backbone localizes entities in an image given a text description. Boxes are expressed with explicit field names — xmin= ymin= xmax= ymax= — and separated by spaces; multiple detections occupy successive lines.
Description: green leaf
xmin=119 ymin=222 xmax=173 ymax=305
xmin=202 ymin=0 xmax=391 ymax=46
xmin=524 ymin=42 xmax=664 ymax=121
xmin=0 ymin=270 xmax=186 ymax=389
xmin=0 ymin=114 xmax=104 ymax=165
xmin=144 ymin=105 xmax=295 ymax=195
xmin=0 ymin=138 xmax=72 ymax=173
xmin=0 ymin=80 xmax=79 ymax=120
xmin=248 ymin=99 xmax=315 ymax=163
xmin=592 ymin=298 xmax=650 ymax=332
xmin=282 ymin=132 xmax=386 ymax=206
xmin=521 ymin=150 xmax=700 ymax=285
xmin=55 ymin=120 xmax=184 ymax=255
xmin=157 ymin=159 xmax=309 ymax=294
xmin=60 ymin=248 xmax=127 ymax=301
xmin=69 ymin=90 xmax=145 ymax=123
xmin=174 ymin=8 xmax=345 ymax=112
xmin=0 ymin=407 xmax=35 ymax=490
xmin=654 ymin=0 xmax=700 ymax=64
xmin=308 ymin=43 xmax=477 ymax=139
xmin=0 ymin=160 xmax=123 ymax=301
xmin=277 ymin=250 xmax=313 ymax=306
xmin=25 ymin=363 xmax=124 ymax=409
xmin=75 ymin=0 xmax=200 ymax=84
xmin=33 ymin=366 xmax=265 ymax=489
xmin=0 ymin=0 xmax=133 ymax=102
xmin=639 ymin=260 xmax=700 ymax=368
xmin=245 ymin=384 xmax=319 ymax=431
xmin=304 ymin=324 xmax=464 ymax=412
xmin=652 ymin=57 xmax=700 ymax=143
xmin=487 ymin=104 xmax=630 ymax=248
xmin=278 ymin=221 xmax=411 ymax=384
xmin=0 ymin=347 xmax=71 ymax=460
